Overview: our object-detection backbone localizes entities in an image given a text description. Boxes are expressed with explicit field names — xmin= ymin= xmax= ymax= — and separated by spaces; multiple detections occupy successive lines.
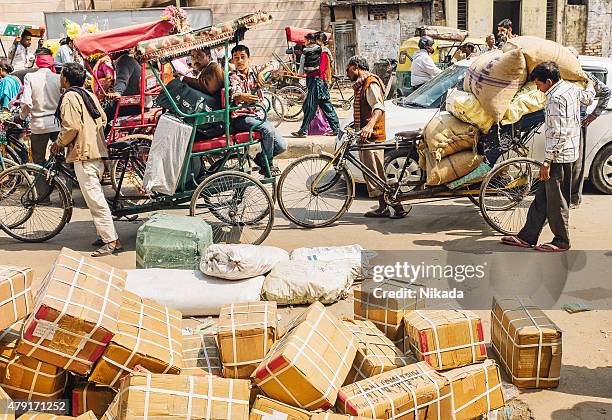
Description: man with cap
xmin=411 ymin=36 xmax=441 ymax=90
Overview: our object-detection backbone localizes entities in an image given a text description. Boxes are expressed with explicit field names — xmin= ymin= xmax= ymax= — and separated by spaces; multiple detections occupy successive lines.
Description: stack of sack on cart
xmin=420 ymin=36 xmax=589 ymax=187
xmin=1 ymin=242 xmax=563 ymax=419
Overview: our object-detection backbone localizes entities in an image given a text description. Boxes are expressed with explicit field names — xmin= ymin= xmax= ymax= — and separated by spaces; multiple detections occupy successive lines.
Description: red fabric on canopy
xmin=285 ymin=26 xmax=331 ymax=44
xmin=75 ymin=20 xmax=174 ymax=57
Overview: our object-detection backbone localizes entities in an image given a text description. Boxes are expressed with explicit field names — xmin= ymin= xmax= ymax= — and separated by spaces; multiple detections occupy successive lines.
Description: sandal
xmin=364 ymin=207 xmax=390 ymax=218
xmin=324 ymin=131 xmax=339 ymax=136
xmin=91 ymin=241 xmax=123 ymax=257
xmin=390 ymin=205 xmax=412 ymax=219
xmin=535 ymin=243 xmax=570 ymax=252
xmin=501 ymin=236 xmax=533 ymax=248
xmin=291 ymin=132 xmax=307 ymax=138
xmin=91 ymin=238 xmax=105 ymax=247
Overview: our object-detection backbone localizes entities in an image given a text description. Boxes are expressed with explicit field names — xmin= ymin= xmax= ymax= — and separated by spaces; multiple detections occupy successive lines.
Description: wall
xmin=563 ymin=5 xmax=587 ymax=52
xmin=585 ymin=0 xmax=612 ymax=57
xmin=445 ymin=0 xmax=549 ymax=38
xmin=354 ymin=5 xmax=401 ymax=64
xmin=0 ymin=0 xmax=71 ymax=24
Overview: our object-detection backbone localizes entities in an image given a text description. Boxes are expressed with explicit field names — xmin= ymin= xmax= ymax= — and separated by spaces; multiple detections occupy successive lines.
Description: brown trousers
xmin=359 ymin=148 xmax=385 ymax=198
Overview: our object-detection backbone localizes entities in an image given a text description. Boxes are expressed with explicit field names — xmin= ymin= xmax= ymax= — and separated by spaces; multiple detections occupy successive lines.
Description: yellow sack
xmin=446 ymin=89 xmax=496 ymax=133
xmin=423 ymin=114 xmax=478 ymax=161
xmin=501 ymin=82 xmax=546 ymax=126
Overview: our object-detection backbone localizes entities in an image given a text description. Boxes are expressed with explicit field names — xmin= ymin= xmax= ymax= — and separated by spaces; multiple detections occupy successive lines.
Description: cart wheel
xmin=277 ymin=154 xmax=355 ymax=228
xmin=110 ymin=134 xmax=153 ymax=206
xmin=341 ymin=99 xmax=352 ymax=111
xmin=190 ymin=171 xmax=274 ymax=245
xmin=277 ymin=85 xmax=306 ymax=121
xmin=0 ymin=164 xmax=73 ymax=243
xmin=261 ymin=91 xmax=285 ymax=128
xmin=479 ymin=157 xmax=542 ymax=235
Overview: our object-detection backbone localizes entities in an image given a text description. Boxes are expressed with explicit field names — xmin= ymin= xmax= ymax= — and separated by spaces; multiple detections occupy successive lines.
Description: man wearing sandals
xmin=502 ymin=61 xmax=594 ymax=252
xmin=50 ymin=63 xmax=122 ymax=257
xmin=346 ymin=56 xmax=409 ymax=219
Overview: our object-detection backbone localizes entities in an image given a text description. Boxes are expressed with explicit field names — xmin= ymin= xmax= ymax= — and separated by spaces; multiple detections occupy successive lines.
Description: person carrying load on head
xmin=411 ymin=36 xmax=441 ymax=91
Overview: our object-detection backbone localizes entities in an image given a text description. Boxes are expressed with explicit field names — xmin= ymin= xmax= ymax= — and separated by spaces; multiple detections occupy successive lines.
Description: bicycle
xmin=277 ymin=126 xmax=544 ymax=235
xmin=329 ymin=75 xmax=353 ymax=111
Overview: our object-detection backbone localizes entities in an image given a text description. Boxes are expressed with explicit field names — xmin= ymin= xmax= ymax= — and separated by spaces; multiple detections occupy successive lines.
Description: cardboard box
xmin=17 ymin=248 xmax=126 ymax=376
xmin=88 ymin=291 xmax=182 ymax=387
xmin=0 ymin=385 xmax=15 ymax=420
xmin=115 ymin=373 xmax=250 ymax=419
xmin=0 ymin=267 xmax=33 ymax=331
xmin=353 ymin=279 xmax=424 ymax=352
xmin=249 ymin=395 xmax=310 ymax=420
xmin=71 ymin=383 xmax=117 ymax=418
xmin=0 ymin=321 xmax=67 ymax=401
xmin=336 ymin=362 xmax=452 ymax=419
xmin=404 ymin=309 xmax=487 ymax=371
xmin=16 ymin=412 xmax=97 ymax=419
xmin=341 ymin=319 xmax=415 ymax=385
xmin=181 ymin=333 xmax=222 ymax=377
xmin=100 ymin=392 xmax=119 ymax=420
xmin=252 ymin=302 xmax=357 ymax=411
xmin=440 ymin=359 xmax=505 ymax=419
xmin=218 ymin=301 xmax=277 ymax=379
xmin=491 ymin=296 xmax=562 ymax=388
xmin=310 ymin=415 xmax=371 ymax=420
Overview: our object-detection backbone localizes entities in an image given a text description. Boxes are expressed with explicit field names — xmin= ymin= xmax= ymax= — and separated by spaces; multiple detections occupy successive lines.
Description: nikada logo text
xmin=372 ymin=261 xmax=487 ymax=283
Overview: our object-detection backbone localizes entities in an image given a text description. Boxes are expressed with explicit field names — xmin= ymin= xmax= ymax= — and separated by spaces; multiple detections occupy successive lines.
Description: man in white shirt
xmin=19 ymin=48 xmax=61 ymax=171
xmin=502 ymin=62 xmax=594 ymax=252
xmin=54 ymin=37 xmax=76 ymax=67
xmin=9 ymin=30 xmax=35 ymax=71
xmin=411 ymin=36 xmax=441 ymax=90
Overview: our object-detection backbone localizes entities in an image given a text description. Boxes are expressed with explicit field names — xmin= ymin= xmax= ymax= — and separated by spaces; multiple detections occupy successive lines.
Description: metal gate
xmin=332 ymin=21 xmax=356 ymax=74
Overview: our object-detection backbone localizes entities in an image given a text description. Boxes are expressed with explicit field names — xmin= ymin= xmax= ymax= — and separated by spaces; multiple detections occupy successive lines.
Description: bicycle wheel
xmin=479 ymin=157 xmax=542 ymax=235
xmin=0 ymin=158 xmax=27 ymax=228
xmin=0 ymin=164 xmax=73 ymax=242
xmin=261 ymin=92 xmax=285 ymax=128
xmin=277 ymin=85 xmax=306 ymax=121
xmin=190 ymin=171 xmax=274 ymax=245
xmin=110 ymin=134 xmax=152 ymax=206
xmin=277 ymin=154 xmax=354 ymax=228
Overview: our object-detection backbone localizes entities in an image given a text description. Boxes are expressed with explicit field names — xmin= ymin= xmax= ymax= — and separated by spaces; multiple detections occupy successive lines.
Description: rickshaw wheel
xmin=189 ymin=171 xmax=274 ymax=245
xmin=479 ymin=157 xmax=542 ymax=235
xmin=109 ymin=134 xmax=153 ymax=206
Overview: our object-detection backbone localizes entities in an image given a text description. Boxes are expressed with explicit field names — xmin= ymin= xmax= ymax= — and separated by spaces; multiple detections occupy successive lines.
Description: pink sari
xmin=308 ymin=107 xmax=331 ymax=135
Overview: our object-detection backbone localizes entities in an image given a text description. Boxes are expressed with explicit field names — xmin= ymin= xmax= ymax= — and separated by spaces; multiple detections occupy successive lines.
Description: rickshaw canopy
xmin=136 ymin=11 xmax=272 ymax=61
xmin=284 ymin=26 xmax=331 ymax=44
xmin=75 ymin=20 xmax=174 ymax=57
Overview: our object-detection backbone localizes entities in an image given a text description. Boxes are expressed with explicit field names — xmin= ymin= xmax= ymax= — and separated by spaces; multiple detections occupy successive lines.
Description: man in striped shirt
xmin=502 ymin=61 xmax=594 ymax=252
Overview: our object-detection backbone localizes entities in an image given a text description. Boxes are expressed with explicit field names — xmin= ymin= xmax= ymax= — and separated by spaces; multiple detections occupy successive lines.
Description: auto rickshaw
xmin=396 ymin=33 xmax=486 ymax=95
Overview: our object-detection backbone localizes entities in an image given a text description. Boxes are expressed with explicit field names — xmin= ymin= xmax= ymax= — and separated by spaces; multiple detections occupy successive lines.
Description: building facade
xmin=443 ymin=0 xmax=611 ymax=56
xmin=321 ymin=1 xmax=437 ymax=71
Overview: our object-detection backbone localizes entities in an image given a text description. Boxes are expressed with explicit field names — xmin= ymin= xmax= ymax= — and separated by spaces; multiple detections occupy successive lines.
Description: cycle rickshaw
xmin=0 ymin=12 xmax=276 ymax=246
xmin=277 ymin=110 xmax=546 ymax=236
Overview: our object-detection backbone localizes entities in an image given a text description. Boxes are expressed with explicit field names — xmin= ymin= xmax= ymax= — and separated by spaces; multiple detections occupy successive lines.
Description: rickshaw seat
xmin=192 ymin=131 xmax=262 ymax=153
xmin=115 ymin=108 xmax=162 ymax=128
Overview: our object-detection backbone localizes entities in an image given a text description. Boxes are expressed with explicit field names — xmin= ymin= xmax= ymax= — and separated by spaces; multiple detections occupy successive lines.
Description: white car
xmin=340 ymin=56 xmax=612 ymax=194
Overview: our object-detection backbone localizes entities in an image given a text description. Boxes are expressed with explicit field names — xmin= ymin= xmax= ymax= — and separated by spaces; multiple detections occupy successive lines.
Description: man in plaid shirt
xmin=503 ymin=61 xmax=594 ymax=252
xmin=229 ymin=44 xmax=286 ymax=176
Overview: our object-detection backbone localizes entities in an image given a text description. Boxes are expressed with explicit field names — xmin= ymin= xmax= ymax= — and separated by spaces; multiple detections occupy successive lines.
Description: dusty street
xmin=1 ymin=179 xmax=611 ymax=419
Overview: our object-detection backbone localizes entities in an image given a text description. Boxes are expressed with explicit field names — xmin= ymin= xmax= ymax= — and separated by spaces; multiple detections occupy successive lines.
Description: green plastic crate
xmin=136 ymin=213 xmax=213 ymax=270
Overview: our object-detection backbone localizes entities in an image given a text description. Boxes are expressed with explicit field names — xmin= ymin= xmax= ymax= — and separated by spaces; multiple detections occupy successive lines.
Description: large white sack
xmin=261 ymin=260 xmax=358 ymax=305
xmin=200 ymin=244 xmax=289 ymax=280
xmin=126 ymin=268 xmax=264 ymax=316
xmin=289 ymin=244 xmax=376 ymax=276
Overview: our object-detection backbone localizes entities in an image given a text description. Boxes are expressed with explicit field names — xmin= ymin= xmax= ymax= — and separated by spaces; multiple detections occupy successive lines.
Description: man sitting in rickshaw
xmin=175 ymin=47 xmax=224 ymax=102
xmin=105 ymin=51 xmax=149 ymax=123
xmin=229 ymin=44 xmax=286 ymax=176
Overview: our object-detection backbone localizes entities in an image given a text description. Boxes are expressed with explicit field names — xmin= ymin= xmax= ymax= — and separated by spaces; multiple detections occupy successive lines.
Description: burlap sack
xmin=426 ymin=150 xmax=483 ymax=186
xmin=423 ymin=114 xmax=478 ymax=161
xmin=464 ymin=49 xmax=527 ymax=122
xmin=502 ymin=36 xmax=588 ymax=82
